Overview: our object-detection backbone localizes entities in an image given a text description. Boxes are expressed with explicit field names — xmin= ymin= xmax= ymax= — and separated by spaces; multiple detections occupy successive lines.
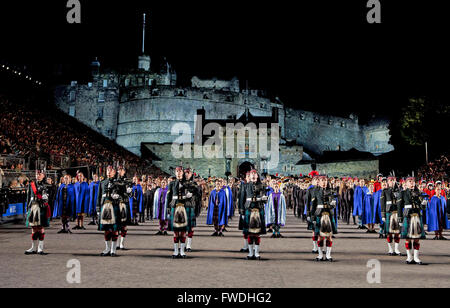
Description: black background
xmin=1 ymin=0 xmax=448 ymax=118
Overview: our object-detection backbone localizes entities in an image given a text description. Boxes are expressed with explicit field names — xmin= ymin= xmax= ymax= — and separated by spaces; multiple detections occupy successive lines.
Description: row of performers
xmin=23 ymin=168 xmax=449 ymax=264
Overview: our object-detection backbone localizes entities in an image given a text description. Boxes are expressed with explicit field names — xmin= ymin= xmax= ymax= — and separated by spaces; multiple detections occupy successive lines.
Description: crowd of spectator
xmin=418 ymin=154 xmax=449 ymax=181
xmin=0 ymin=96 xmax=164 ymax=176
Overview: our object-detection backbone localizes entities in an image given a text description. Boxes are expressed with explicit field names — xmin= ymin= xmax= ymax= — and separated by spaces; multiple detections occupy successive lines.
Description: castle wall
xmin=297 ymin=159 xmax=379 ymax=179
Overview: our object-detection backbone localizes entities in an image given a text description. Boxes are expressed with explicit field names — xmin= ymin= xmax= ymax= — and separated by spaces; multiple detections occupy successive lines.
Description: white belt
xmin=172 ymin=196 xmax=187 ymax=200
xmin=102 ymin=194 xmax=106 ymax=198
xmin=317 ymin=205 xmax=324 ymax=209
xmin=404 ymin=205 xmax=412 ymax=209
xmin=247 ymin=198 xmax=262 ymax=201
xmin=386 ymin=201 xmax=392 ymax=205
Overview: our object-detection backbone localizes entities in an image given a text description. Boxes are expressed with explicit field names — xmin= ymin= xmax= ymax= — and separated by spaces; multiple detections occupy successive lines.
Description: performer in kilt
xmin=310 ymin=175 xmax=337 ymax=262
xmin=238 ymin=171 xmax=251 ymax=252
xmin=381 ymin=176 xmax=402 ymax=256
xmin=117 ymin=167 xmax=133 ymax=250
xmin=241 ymin=169 xmax=268 ymax=260
xmin=96 ymin=166 xmax=122 ymax=257
xmin=305 ymin=176 xmax=319 ymax=253
xmin=398 ymin=177 xmax=427 ymax=265
xmin=184 ymin=168 xmax=201 ymax=252
xmin=167 ymin=166 xmax=196 ymax=259
xmin=25 ymin=170 xmax=51 ymax=255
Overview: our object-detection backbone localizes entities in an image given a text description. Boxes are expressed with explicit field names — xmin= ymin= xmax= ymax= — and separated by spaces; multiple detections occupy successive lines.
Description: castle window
xmin=103 ymin=80 xmax=108 ymax=88
xmin=341 ymin=121 xmax=346 ymax=127
xmin=88 ymin=82 xmax=93 ymax=88
xmin=328 ymin=119 xmax=333 ymax=125
xmin=203 ymin=93 xmax=209 ymax=100
xmin=314 ymin=117 xmax=320 ymax=123
xmin=69 ymin=91 xmax=76 ymax=102
xmin=69 ymin=106 xmax=75 ymax=117
xmin=124 ymin=79 xmax=130 ymax=87
xmin=148 ymin=79 xmax=153 ymax=86
xmin=98 ymin=92 xmax=105 ymax=102
xmin=97 ymin=107 xmax=104 ymax=118
xmin=300 ymin=114 xmax=305 ymax=120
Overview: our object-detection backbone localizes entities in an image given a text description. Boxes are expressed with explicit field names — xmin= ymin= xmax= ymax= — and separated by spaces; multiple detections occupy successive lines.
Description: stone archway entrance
xmin=237 ymin=161 xmax=255 ymax=180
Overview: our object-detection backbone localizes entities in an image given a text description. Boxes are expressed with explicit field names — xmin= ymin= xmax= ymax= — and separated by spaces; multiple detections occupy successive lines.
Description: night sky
xmin=1 ymin=0 xmax=449 ymax=119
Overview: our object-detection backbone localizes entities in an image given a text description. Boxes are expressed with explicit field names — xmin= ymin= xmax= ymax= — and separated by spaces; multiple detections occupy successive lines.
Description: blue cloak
xmin=372 ymin=189 xmax=383 ymax=224
xmin=225 ymin=186 xmax=234 ymax=218
xmin=266 ymin=192 xmax=286 ymax=226
xmin=53 ymin=183 xmax=76 ymax=218
xmin=88 ymin=181 xmax=100 ymax=216
xmin=129 ymin=184 xmax=144 ymax=219
xmin=304 ymin=185 xmax=314 ymax=216
xmin=427 ymin=196 xmax=449 ymax=231
xmin=206 ymin=189 xmax=228 ymax=226
xmin=362 ymin=192 xmax=373 ymax=225
xmin=74 ymin=182 xmax=90 ymax=215
xmin=153 ymin=187 xmax=168 ymax=220
xmin=353 ymin=186 xmax=367 ymax=216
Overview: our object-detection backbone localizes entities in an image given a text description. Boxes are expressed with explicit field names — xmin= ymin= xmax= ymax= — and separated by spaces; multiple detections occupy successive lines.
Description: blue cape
xmin=53 ymin=183 xmax=76 ymax=218
xmin=206 ymin=189 xmax=228 ymax=226
xmin=88 ymin=181 xmax=99 ymax=215
xmin=427 ymin=196 xmax=449 ymax=231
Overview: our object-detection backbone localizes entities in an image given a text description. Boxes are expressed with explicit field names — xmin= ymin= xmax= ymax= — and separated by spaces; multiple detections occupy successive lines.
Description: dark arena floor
xmin=0 ymin=213 xmax=449 ymax=288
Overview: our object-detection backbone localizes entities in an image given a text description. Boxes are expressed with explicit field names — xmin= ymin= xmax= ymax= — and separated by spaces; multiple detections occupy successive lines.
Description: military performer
xmin=167 ymin=166 xmax=196 ymax=259
xmin=380 ymin=176 xmax=402 ymax=255
xmin=305 ymin=176 xmax=319 ymax=253
xmin=117 ymin=167 xmax=133 ymax=250
xmin=309 ymin=175 xmax=337 ymax=262
xmin=25 ymin=170 xmax=51 ymax=255
xmin=241 ymin=169 xmax=268 ymax=260
xmin=96 ymin=166 xmax=122 ymax=257
xmin=184 ymin=168 xmax=201 ymax=252
xmin=238 ymin=171 xmax=251 ymax=252
xmin=398 ymin=177 xmax=427 ymax=265
xmin=207 ymin=179 xmax=228 ymax=236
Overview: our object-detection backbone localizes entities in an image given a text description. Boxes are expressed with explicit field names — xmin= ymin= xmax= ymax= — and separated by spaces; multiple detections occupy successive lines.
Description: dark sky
xmin=1 ymin=0 xmax=449 ymax=118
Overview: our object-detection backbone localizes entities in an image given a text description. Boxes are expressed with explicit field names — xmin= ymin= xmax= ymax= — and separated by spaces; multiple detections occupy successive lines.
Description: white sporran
xmin=389 ymin=211 xmax=400 ymax=234
xmin=320 ymin=212 xmax=333 ymax=237
xmin=249 ymin=208 xmax=262 ymax=234
xmin=101 ymin=202 xmax=116 ymax=225
xmin=407 ymin=213 xmax=422 ymax=239
xmin=173 ymin=203 xmax=188 ymax=228
xmin=28 ymin=201 xmax=41 ymax=227
xmin=119 ymin=202 xmax=128 ymax=223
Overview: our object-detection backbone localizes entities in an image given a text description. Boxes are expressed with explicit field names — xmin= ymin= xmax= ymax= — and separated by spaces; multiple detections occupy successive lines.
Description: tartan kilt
xmin=98 ymin=201 xmax=121 ymax=232
xmin=401 ymin=214 xmax=426 ymax=239
xmin=168 ymin=206 xmax=195 ymax=232
xmin=243 ymin=207 xmax=266 ymax=235
xmin=26 ymin=203 xmax=50 ymax=228
xmin=313 ymin=215 xmax=338 ymax=236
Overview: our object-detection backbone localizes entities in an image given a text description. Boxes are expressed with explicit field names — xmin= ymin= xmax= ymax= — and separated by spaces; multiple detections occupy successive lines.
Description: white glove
xmin=330 ymin=200 xmax=336 ymax=207
xmin=307 ymin=216 xmax=311 ymax=223
xmin=382 ymin=217 xmax=386 ymax=223
xmin=112 ymin=194 xmax=120 ymax=200
xmin=421 ymin=200 xmax=427 ymax=206
xmin=126 ymin=187 xmax=133 ymax=194
xmin=262 ymin=196 xmax=268 ymax=201
xmin=42 ymin=194 xmax=48 ymax=201
xmin=186 ymin=192 xmax=193 ymax=199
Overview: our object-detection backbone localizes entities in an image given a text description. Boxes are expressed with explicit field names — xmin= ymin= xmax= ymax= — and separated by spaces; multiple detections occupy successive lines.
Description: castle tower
xmin=138 ymin=13 xmax=151 ymax=71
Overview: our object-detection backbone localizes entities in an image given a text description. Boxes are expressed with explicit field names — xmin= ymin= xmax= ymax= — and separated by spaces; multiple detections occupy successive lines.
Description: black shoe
xmin=80 ymin=226 xmax=86 ymax=230
xmin=389 ymin=252 xmax=395 ymax=256
xmin=312 ymin=250 xmax=318 ymax=254
xmin=240 ymin=248 xmax=249 ymax=253
xmin=155 ymin=231 xmax=163 ymax=235
xmin=246 ymin=256 xmax=254 ymax=260
xmin=186 ymin=248 xmax=192 ymax=252
xmin=111 ymin=253 xmax=117 ymax=257
xmin=433 ymin=236 xmax=439 ymax=240
xmin=326 ymin=258 xmax=333 ymax=262
xmin=379 ymin=234 xmax=384 ymax=239
xmin=67 ymin=230 xmax=72 ymax=234
xmin=72 ymin=226 xmax=79 ymax=230
xmin=172 ymin=255 xmax=178 ymax=259
xmin=255 ymin=256 xmax=261 ymax=260
xmin=278 ymin=234 xmax=285 ymax=238
xmin=271 ymin=234 xmax=276 ymax=238
xmin=406 ymin=260 xmax=416 ymax=265
xmin=88 ymin=221 xmax=96 ymax=225
xmin=315 ymin=257 xmax=323 ymax=262
xmin=57 ymin=229 xmax=67 ymax=234
xmin=37 ymin=251 xmax=47 ymax=255
xmin=101 ymin=252 xmax=111 ymax=257
xmin=439 ymin=236 xmax=447 ymax=240
xmin=211 ymin=232 xmax=218 ymax=236
xmin=163 ymin=231 xmax=168 ymax=236
xmin=218 ymin=232 xmax=224 ymax=237
xmin=222 ymin=228 xmax=228 ymax=232
xmin=24 ymin=251 xmax=37 ymax=255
